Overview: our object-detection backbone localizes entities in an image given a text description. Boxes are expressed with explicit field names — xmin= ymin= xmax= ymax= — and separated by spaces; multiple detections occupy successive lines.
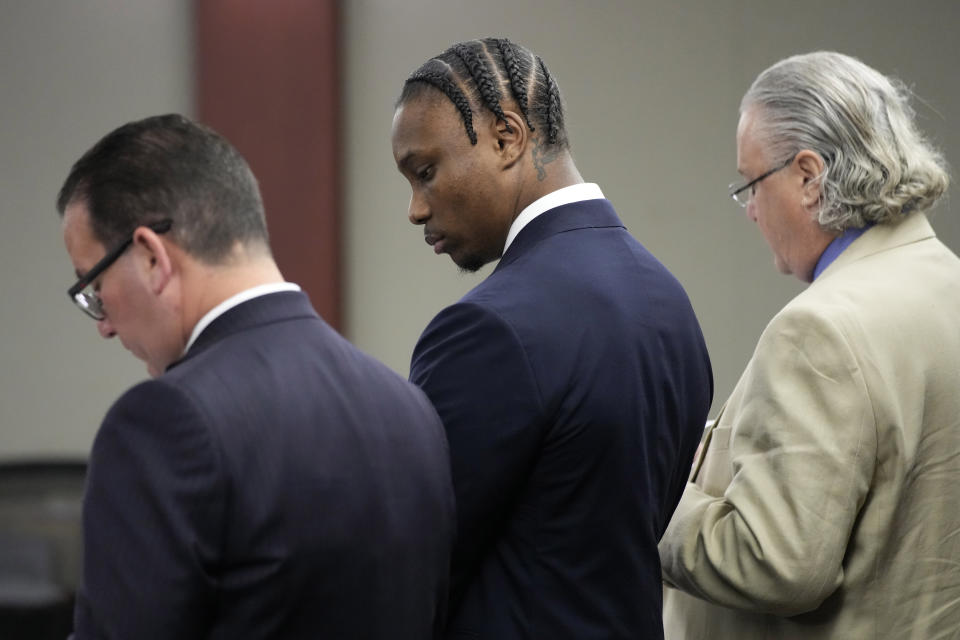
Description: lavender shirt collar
xmin=813 ymin=225 xmax=873 ymax=280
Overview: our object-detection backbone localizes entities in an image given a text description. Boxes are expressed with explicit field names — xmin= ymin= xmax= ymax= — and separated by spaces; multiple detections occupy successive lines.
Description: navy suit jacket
xmin=73 ymin=291 xmax=456 ymax=640
xmin=411 ymin=199 xmax=713 ymax=639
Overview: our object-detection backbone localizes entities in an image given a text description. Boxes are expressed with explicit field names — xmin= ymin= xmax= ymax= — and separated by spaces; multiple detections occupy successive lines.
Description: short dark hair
xmin=398 ymin=38 xmax=568 ymax=150
xmin=57 ymin=114 xmax=269 ymax=262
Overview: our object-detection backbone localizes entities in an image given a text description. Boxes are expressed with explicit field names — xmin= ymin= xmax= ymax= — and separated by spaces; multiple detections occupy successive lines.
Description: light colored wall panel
xmin=0 ymin=1 xmax=193 ymax=458
xmin=344 ymin=0 xmax=960 ymax=415
xmin=3 ymin=1 xmax=958 ymax=458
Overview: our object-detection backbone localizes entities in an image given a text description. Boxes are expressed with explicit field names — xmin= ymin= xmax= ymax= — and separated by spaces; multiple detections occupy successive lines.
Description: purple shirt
xmin=813 ymin=225 xmax=872 ymax=280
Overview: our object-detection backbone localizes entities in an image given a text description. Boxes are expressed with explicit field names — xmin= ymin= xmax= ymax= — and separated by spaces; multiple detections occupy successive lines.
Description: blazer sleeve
xmin=410 ymin=301 xmax=544 ymax=605
xmin=659 ymin=306 xmax=877 ymax=616
xmin=72 ymin=380 xmax=223 ymax=640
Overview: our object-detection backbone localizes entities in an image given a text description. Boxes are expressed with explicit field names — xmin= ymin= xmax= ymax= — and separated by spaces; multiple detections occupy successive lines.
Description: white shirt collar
xmin=183 ymin=282 xmax=302 ymax=354
xmin=503 ymin=183 xmax=604 ymax=254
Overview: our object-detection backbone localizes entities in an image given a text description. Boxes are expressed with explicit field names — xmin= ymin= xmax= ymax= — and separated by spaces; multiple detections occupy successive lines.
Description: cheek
xmin=100 ymin=272 xmax=146 ymax=327
xmin=754 ymin=193 xmax=781 ymax=233
xmin=753 ymin=207 xmax=784 ymax=255
xmin=97 ymin=284 xmax=122 ymax=320
xmin=432 ymin=181 xmax=473 ymax=225
xmin=761 ymin=214 xmax=785 ymax=245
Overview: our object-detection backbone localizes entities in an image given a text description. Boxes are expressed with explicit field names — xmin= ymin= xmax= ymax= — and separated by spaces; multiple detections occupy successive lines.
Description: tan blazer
xmin=660 ymin=213 xmax=960 ymax=639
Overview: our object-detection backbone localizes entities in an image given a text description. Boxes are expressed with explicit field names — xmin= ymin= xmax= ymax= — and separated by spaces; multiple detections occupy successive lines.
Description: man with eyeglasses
xmin=59 ymin=114 xmax=455 ymax=639
xmin=658 ymin=52 xmax=960 ymax=639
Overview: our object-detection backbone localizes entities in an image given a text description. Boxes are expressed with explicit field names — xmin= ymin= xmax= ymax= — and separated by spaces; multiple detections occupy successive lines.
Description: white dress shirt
xmin=503 ymin=183 xmax=604 ymax=254
xmin=183 ymin=282 xmax=302 ymax=354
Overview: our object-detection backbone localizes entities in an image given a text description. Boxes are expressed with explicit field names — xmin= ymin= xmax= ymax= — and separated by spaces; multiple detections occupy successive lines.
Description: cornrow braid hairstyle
xmin=406 ymin=63 xmax=478 ymax=145
xmin=495 ymin=38 xmax=535 ymax=132
xmin=398 ymin=38 xmax=569 ymax=150
xmin=537 ymin=56 xmax=563 ymax=146
xmin=452 ymin=43 xmax=513 ymax=133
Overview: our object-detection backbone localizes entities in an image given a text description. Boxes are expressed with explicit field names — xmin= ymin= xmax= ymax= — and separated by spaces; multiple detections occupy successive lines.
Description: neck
xmin=178 ymin=244 xmax=285 ymax=343
xmin=514 ymin=150 xmax=584 ymax=218
xmin=797 ymin=229 xmax=838 ymax=283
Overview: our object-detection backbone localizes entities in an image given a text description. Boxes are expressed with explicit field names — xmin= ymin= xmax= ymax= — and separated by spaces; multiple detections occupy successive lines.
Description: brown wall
xmin=196 ymin=0 xmax=341 ymax=329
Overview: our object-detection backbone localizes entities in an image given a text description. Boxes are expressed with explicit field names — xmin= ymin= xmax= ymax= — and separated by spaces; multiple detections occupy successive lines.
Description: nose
xmin=97 ymin=317 xmax=117 ymax=339
xmin=745 ymin=200 xmax=758 ymax=223
xmin=407 ymin=191 xmax=429 ymax=225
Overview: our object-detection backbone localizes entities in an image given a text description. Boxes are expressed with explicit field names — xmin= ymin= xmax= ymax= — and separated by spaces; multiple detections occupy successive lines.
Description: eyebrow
xmin=396 ymin=150 xmax=420 ymax=171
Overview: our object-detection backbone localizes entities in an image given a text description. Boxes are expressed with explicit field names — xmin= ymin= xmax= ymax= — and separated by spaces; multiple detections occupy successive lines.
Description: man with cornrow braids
xmin=392 ymin=38 xmax=713 ymax=639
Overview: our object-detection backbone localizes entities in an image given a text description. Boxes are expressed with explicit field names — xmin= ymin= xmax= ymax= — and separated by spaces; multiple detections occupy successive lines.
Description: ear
xmin=131 ymin=225 xmax=175 ymax=295
xmin=795 ymin=149 xmax=826 ymax=209
xmin=490 ymin=109 xmax=528 ymax=170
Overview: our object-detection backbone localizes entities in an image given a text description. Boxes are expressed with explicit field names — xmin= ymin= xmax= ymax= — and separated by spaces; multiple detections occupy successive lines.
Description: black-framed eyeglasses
xmin=728 ymin=154 xmax=796 ymax=207
xmin=67 ymin=219 xmax=173 ymax=320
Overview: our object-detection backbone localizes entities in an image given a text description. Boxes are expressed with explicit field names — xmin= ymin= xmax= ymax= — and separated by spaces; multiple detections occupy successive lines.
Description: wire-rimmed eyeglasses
xmin=728 ymin=154 xmax=796 ymax=207
xmin=67 ymin=219 xmax=173 ymax=320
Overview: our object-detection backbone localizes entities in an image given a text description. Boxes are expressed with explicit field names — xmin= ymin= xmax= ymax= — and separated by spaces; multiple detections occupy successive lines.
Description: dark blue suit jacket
xmin=411 ymin=199 xmax=713 ymax=639
xmin=73 ymin=291 xmax=456 ymax=639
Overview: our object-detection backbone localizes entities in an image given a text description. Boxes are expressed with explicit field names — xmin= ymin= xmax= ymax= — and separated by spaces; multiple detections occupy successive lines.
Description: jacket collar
xmin=817 ymin=212 xmax=936 ymax=281
xmin=495 ymin=198 xmax=624 ymax=272
xmin=167 ymin=290 xmax=318 ymax=371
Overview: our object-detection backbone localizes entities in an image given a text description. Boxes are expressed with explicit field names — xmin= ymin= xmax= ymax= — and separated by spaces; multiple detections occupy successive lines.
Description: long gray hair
xmin=742 ymin=51 xmax=949 ymax=230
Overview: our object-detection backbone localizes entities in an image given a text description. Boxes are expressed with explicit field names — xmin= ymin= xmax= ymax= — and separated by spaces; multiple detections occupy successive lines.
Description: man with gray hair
xmin=659 ymin=52 xmax=960 ymax=638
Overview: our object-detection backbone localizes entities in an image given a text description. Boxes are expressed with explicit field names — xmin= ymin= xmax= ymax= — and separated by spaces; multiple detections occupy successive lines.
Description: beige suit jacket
xmin=660 ymin=213 xmax=960 ymax=639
